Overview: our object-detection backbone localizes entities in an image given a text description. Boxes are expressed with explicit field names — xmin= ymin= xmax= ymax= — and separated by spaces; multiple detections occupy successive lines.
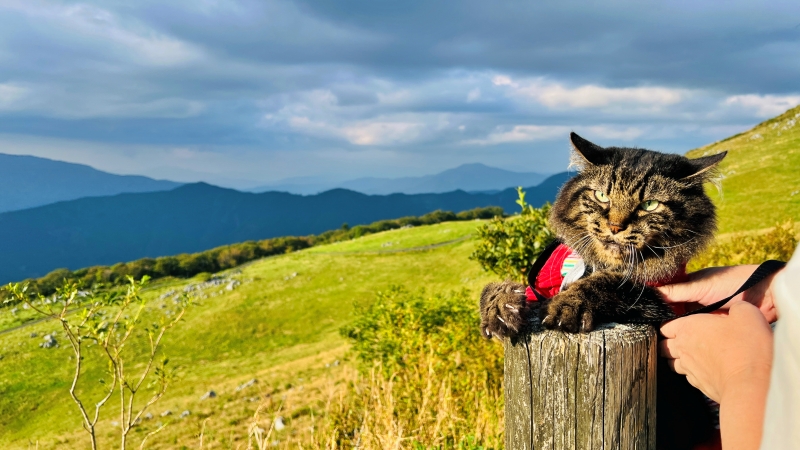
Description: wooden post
xmin=505 ymin=322 xmax=657 ymax=450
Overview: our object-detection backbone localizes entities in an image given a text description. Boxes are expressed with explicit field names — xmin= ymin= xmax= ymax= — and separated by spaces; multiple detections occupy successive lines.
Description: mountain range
xmin=0 ymin=153 xmax=182 ymax=213
xmin=0 ymin=172 xmax=571 ymax=283
xmin=251 ymin=163 xmax=548 ymax=195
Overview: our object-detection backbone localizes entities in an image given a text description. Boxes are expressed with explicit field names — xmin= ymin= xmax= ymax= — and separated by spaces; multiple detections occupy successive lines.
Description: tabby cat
xmin=480 ymin=132 xmax=726 ymax=449
xmin=480 ymin=132 xmax=725 ymax=335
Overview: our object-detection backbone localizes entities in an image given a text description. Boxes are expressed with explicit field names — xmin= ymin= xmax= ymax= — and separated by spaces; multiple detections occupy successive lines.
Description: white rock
xmin=273 ymin=416 xmax=285 ymax=431
xmin=236 ymin=378 xmax=258 ymax=391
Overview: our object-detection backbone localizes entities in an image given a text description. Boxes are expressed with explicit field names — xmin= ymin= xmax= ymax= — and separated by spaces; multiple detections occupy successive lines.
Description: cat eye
xmin=640 ymin=200 xmax=659 ymax=211
xmin=594 ymin=190 xmax=610 ymax=203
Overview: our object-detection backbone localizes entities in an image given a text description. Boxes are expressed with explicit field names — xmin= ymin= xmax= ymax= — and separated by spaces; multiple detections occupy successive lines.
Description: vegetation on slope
xmin=0 ymin=220 xmax=501 ymax=449
xmin=3 ymin=106 xmax=800 ymax=449
xmin=687 ymin=105 xmax=800 ymax=233
xmin=0 ymin=206 xmax=501 ymax=307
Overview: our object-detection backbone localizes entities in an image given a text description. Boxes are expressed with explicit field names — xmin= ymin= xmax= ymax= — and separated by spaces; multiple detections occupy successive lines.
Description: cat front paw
xmin=542 ymin=289 xmax=595 ymax=333
xmin=479 ymin=281 xmax=531 ymax=339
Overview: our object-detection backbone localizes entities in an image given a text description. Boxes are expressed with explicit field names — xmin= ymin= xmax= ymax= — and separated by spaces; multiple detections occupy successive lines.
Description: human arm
xmin=657 ymin=265 xmax=783 ymax=322
xmin=660 ymin=301 xmax=773 ymax=450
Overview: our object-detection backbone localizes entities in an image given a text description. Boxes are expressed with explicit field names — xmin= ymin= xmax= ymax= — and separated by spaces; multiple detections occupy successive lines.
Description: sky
xmin=0 ymin=0 xmax=799 ymax=189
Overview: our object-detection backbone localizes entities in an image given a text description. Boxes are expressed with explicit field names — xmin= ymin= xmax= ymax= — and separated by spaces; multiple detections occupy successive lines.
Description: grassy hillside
xmin=0 ymin=172 xmax=570 ymax=284
xmin=0 ymin=220 xmax=499 ymax=449
xmin=687 ymin=105 xmax=800 ymax=233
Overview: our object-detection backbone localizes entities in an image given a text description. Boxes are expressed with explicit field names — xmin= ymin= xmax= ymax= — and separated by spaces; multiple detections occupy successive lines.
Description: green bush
xmin=330 ymin=286 xmax=504 ymax=448
xmin=470 ymin=188 xmax=554 ymax=282
xmin=341 ymin=286 xmax=502 ymax=379
xmin=689 ymin=220 xmax=798 ymax=271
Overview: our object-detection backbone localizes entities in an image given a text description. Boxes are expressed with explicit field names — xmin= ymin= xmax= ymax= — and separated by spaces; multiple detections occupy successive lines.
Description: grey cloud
xmin=0 ymin=0 xmax=798 ymax=186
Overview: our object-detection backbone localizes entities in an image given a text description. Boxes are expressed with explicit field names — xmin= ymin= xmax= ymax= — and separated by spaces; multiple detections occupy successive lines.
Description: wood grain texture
xmin=505 ymin=322 xmax=657 ymax=450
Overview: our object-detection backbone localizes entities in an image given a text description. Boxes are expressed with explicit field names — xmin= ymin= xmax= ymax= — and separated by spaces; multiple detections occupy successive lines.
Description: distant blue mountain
xmin=253 ymin=163 xmax=548 ymax=195
xmin=0 ymin=153 xmax=182 ymax=213
xmin=0 ymin=172 xmax=570 ymax=283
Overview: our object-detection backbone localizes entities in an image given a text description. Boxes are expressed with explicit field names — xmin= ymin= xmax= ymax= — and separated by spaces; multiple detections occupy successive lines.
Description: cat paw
xmin=479 ymin=281 xmax=531 ymax=339
xmin=542 ymin=290 xmax=595 ymax=333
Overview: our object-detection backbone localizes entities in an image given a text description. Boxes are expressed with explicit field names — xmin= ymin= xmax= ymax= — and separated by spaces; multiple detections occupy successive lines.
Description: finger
xmin=656 ymin=281 xmax=706 ymax=305
xmin=665 ymin=357 xmax=684 ymax=375
xmin=659 ymin=317 xmax=684 ymax=339
xmin=658 ymin=339 xmax=679 ymax=359
xmin=728 ymin=299 xmax=761 ymax=316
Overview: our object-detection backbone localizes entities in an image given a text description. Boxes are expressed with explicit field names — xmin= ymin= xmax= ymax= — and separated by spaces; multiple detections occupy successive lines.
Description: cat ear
xmin=569 ymin=132 xmax=609 ymax=166
xmin=682 ymin=152 xmax=727 ymax=179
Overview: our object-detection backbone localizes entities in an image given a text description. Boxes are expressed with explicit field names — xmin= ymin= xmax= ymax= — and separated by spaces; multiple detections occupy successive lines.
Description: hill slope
xmin=0 ymin=173 xmax=570 ymax=283
xmin=0 ymin=221 xmax=497 ymax=449
xmin=687 ymin=105 xmax=800 ymax=233
xmin=252 ymin=163 xmax=547 ymax=195
xmin=0 ymin=153 xmax=181 ymax=213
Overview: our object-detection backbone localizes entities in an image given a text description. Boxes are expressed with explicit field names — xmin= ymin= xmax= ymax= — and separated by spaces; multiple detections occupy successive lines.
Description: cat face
xmin=549 ymin=133 xmax=725 ymax=282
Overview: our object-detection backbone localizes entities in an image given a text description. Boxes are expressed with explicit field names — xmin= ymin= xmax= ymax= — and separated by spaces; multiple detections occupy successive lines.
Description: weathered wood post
xmin=505 ymin=321 xmax=657 ymax=450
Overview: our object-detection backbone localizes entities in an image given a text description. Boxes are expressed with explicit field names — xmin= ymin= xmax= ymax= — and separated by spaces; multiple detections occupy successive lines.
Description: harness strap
xmin=527 ymin=246 xmax=786 ymax=323
xmin=526 ymin=239 xmax=562 ymax=302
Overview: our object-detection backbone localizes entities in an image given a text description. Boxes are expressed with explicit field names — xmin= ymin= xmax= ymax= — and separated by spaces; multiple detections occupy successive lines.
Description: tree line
xmin=2 ymin=206 xmax=503 ymax=300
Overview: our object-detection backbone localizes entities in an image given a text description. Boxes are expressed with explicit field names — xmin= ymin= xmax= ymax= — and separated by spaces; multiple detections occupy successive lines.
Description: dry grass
xmin=689 ymin=220 xmax=798 ymax=271
xmin=238 ymin=287 xmax=506 ymax=450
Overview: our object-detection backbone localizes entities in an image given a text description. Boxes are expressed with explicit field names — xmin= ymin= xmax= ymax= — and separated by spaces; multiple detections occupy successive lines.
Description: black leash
xmin=676 ymin=259 xmax=786 ymax=318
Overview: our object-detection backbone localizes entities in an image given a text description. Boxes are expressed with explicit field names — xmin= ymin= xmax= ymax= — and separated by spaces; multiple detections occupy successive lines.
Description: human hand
xmin=660 ymin=301 xmax=773 ymax=450
xmin=656 ymin=265 xmax=782 ymax=323
xmin=659 ymin=301 xmax=773 ymax=403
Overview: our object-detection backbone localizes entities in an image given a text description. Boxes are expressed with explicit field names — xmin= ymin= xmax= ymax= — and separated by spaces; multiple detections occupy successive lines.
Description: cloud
xmin=0 ymin=0 xmax=799 ymax=186
xmin=0 ymin=83 xmax=27 ymax=109
xmin=464 ymin=124 xmax=645 ymax=146
xmin=723 ymin=94 xmax=800 ymax=118
xmin=464 ymin=125 xmax=570 ymax=145
xmin=3 ymin=1 xmax=204 ymax=67
xmin=493 ymin=75 xmax=687 ymax=110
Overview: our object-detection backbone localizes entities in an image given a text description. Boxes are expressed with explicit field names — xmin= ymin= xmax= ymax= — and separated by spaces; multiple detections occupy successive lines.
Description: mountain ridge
xmin=253 ymin=162 xmax=548 ymax=195
xmin=0 ymin=153 xmax=182 ymax=213
xmin=0 ymin=172 xmax=571 ymax=283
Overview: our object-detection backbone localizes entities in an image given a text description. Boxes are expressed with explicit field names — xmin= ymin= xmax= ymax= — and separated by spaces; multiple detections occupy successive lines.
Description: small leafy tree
xmin=5 ymin=277 xmax=188 ymax=450
xmin=470 ymin=187 xmax=555 ymax=282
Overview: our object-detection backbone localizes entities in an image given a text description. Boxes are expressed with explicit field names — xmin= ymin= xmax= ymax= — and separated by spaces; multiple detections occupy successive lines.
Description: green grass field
xmin=0 ymin=220 xmax=497 ymax=449
xmin=687 ymin=105 xmax=800 ymax=233
xmin=3 ymin=106 xmax=800 ymax=449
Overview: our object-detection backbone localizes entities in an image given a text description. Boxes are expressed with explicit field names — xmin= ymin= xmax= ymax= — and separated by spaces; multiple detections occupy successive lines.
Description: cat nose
xmin=608 ymin=222 xmax=624 ymax=234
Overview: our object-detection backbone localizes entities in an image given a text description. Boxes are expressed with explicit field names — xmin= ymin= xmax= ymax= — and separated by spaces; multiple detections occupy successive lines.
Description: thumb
xmin=727 ymin=300 xmax=763 ymax=320
xmin=657 ymin=272 xmax=719 ymax=305
xmin=656 ymin=281 xmax=699 ymax=304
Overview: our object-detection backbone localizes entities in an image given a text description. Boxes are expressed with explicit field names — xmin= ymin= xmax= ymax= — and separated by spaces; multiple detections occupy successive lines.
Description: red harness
xmin=525 ymin=243 xmax=689 ymax=311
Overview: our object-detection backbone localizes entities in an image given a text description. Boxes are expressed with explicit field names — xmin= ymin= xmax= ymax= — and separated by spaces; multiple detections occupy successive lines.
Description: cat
xmin=480 ymin=132 xmax=725 ymax=336
xmin=480 ymin=132 xmax=726 ymax=449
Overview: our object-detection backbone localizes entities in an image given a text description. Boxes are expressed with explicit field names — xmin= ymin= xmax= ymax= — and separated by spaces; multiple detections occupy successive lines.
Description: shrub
xmin=470 ymin=188 xmax=554 ymax=282
xmin=689 ymin=220 xmax=798 ymax=271
xmin=328 ymin=286 xmax=504 ymax=449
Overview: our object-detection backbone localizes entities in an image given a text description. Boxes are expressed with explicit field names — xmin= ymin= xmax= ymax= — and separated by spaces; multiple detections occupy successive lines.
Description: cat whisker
xmin=619 ymin=243 xmax=635 ymax=287
xmin=652 ymin=237 xmax=697 ymax=249
xmin=626 ymin=250 xmax=647 ymax=311
xmin=645 ymin=243 xmax=661 ymax=260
